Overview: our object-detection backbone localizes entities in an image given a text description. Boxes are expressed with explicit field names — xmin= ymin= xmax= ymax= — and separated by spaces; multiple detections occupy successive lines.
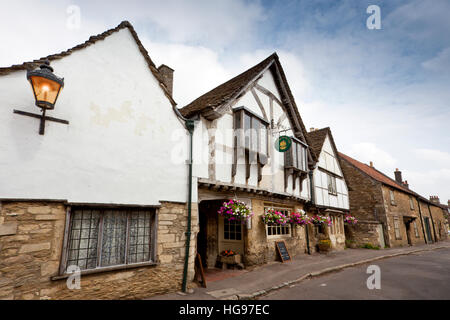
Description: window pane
xmin=101 ymin=210 xmax=127 ymax=267
xmin=297 ymin=143 xmax=302 ymax=170
xmin=244 ymin=113 xmax=251 ymax=149
xmin=67 ymin=210 xmax=100 ymax=271
xmin=260 ymin=124 xmax=267 ymax=156
xmin=251 ymin=118 xmax=258 ymax=152
xmin=128 ymin=211 xmax=152 ymax=264
xmin=292 ymin=142 xmax=297 ymax=168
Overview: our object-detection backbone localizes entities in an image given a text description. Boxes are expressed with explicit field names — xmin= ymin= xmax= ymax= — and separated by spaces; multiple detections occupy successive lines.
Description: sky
xmin=1 ymin=0 xmax=449 ymax=203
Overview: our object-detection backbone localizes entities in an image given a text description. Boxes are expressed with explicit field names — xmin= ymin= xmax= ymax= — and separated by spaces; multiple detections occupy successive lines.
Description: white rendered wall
xmin=313 ymin=135 xmax=348 ymax=209
xmin=0 ymin=28 xmax=190 ymax=205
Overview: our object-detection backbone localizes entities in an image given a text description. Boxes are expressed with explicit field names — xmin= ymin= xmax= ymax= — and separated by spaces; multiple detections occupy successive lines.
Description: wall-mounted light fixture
xmin=13 ymin=60 xmax=68 ymax=135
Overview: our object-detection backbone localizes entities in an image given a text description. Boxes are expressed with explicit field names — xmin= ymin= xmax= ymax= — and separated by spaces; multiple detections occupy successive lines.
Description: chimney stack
xmin=403 ymin=180 xmax=409 ymax=189
xmin=429 ymin=196 xmax=440 ymax=204
xmin=448 ymin=200 xmax=450 ymax=206
xmin=369 ymin=161 xmax=373 ymax=167
xmin=394 ymin=168 xmax=402 ymax=184
xmin=158 ymin=64 xmax=174 ymax=96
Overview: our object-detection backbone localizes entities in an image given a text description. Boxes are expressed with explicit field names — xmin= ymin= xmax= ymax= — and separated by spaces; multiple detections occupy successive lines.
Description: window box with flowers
xmin=218 ymin=199 xmax=253 ymax=223
xmin=262 ymin=208 xmax=291 ymax=238
xmin=318 ymin=239 xmax=332 ymax=252
xmin=219 ymin=250 xmax=242 ymax=265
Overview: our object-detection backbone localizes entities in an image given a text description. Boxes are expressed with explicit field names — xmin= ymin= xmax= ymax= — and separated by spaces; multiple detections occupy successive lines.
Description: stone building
xmin=179 ymin=53 xmax=317 ymax=267
xmin=338 ymin=153 xmax=448 ymax=248
xmin=306 ymin=127 xmax=349 ymax=251
xmin=0 ymin=21 xmax=197 ymax=299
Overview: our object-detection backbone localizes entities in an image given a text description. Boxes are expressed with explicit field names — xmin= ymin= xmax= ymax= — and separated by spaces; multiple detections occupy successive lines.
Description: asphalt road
xmin=260 ymin=247 xmax=450 ymax=300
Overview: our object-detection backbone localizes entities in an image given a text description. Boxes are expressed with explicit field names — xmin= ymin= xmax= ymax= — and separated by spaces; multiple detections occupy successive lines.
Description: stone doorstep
xmin=214 ymin=244 xmax=450 ymax=300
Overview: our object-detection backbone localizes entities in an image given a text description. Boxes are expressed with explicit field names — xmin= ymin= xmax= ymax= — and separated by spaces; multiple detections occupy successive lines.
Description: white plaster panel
xmin=0 ymin=28 xmax=190 ymax=205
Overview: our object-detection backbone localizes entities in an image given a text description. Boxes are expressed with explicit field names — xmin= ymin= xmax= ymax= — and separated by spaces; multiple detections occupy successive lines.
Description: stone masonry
xmin=0 ymin=201 xmax=197 ymax=300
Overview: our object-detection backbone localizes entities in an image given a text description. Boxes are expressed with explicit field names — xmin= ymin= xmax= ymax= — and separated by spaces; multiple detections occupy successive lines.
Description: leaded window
xmin=64 ymin=208 xmax=156 ymax=272
xmin=327 ymin=174 xmax=337 ymax=195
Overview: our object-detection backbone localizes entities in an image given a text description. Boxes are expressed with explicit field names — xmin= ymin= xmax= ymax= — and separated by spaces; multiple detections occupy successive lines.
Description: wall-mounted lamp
xmin=14 ymin=60 xmax=68 ymax=135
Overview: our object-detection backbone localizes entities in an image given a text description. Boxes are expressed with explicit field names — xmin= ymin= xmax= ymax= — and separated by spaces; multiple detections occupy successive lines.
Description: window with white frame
xmin=62 ymin=208 xmax=156 ymax=273
xmin=264 ymin=206 xmax=292 ymax=238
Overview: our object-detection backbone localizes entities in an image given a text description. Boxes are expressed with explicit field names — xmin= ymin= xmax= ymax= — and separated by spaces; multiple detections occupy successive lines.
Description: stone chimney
xmin=369 ymin=161 xmax=374 ymax=167
xmin=448 ymin=200 xmax=450 ymax=207
xmin=429 ymin=196 xmax=440 ymax=204
xmin=394 ymin=168 xmax=402 ymax=184
xmin=158 ymin=64 xmax=174 ymax=96
xmin=403 ymin=180 xmax=409 ymax=189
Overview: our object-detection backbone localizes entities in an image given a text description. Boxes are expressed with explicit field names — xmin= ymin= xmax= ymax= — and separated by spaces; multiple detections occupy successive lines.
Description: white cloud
xmin=422 ymin=47 xmax=450 ymax=72
xmin=347 ymin=142 xmax=397 ymax=171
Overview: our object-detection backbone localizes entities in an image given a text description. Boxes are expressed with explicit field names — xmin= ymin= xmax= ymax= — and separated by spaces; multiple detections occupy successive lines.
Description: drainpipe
xmin=173 ymin=106 xmax=196 ymax=293
xmin=416 ymin=197 xmax=428 ymax=244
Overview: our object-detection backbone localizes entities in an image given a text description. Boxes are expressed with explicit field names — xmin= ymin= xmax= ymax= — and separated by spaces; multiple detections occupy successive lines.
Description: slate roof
xmin=179 ymin=53 xmax=317 ymax=162
xmin=0 ymin=21 xmax=176 ymax=106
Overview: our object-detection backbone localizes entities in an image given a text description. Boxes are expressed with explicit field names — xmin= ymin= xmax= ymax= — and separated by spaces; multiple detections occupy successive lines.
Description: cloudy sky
xmin=1 ymin=0 xmax=449 ymax=202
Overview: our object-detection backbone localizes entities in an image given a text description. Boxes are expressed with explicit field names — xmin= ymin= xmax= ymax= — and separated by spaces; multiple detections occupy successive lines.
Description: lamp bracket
xmin=13 ymin=109 xmax=69 ymax=135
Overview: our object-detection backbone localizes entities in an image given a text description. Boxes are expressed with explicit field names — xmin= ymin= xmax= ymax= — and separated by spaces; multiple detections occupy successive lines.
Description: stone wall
xmin=381 ymin=186 xmax=425 ymax=247
xmin=245 ymin=199 xmax=308 ymax=265
xmin=344 ymin=222 xmax=383 ymax=248
xmin=0 ymin=201 xmax=197 ymax=300
xmin=428 ymin=204 xmax=448 ymax=242
xmin=338 ymin=158 xmax=388 ymax=247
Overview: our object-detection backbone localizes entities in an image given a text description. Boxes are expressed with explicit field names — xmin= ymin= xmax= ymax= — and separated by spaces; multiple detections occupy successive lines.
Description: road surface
xmin=260 ymin=247 xmax=450 ymax=300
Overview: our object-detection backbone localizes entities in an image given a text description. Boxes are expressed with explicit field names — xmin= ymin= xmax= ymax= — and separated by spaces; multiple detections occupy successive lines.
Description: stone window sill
xmin=51 ymin=261 xmax=158 ymax=281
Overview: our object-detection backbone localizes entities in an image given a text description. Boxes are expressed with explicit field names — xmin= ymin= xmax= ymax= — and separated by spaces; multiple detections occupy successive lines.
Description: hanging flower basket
xmin=289 ymin=210 xmax=311 ymax=226
xmin=262 ymin=208 xmax=289 ymax=226
xmin=218 ymin=199 xmax=253 ymax=223
xmin=344 ymin=214 xmax=358 ymax=225
xmin=310 ymin=215 xmax=332 ymax=226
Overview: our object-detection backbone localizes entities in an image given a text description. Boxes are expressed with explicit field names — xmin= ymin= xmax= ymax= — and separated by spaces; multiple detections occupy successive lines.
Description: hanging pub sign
xmin=275 ymin=135 xmax=292 ymax=152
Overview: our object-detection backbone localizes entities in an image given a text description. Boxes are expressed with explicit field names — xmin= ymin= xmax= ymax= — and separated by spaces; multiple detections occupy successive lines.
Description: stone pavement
xmin=148 ymin=241 xmax=450 ymax=300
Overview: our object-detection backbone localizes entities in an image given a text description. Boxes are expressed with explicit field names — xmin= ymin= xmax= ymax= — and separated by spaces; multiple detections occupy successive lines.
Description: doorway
xmin=404 ymin=220 xmax=412 ymax=246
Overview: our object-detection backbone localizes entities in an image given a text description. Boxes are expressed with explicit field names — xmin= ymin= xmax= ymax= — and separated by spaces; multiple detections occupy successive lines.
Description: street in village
xmin=150 ymin=242 xmax=450 ymax=300
xmin=260 ymin=247 xmax=450 ymax=300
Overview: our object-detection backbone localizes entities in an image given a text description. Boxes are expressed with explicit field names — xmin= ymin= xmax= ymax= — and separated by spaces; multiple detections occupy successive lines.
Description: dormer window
xmin=232 ymin=107 xmax=269 ymax=181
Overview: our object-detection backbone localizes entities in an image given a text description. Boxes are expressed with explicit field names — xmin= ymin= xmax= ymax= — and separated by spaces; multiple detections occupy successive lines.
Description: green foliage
xmin=361 ymin=243 xmax=380 ymax=250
